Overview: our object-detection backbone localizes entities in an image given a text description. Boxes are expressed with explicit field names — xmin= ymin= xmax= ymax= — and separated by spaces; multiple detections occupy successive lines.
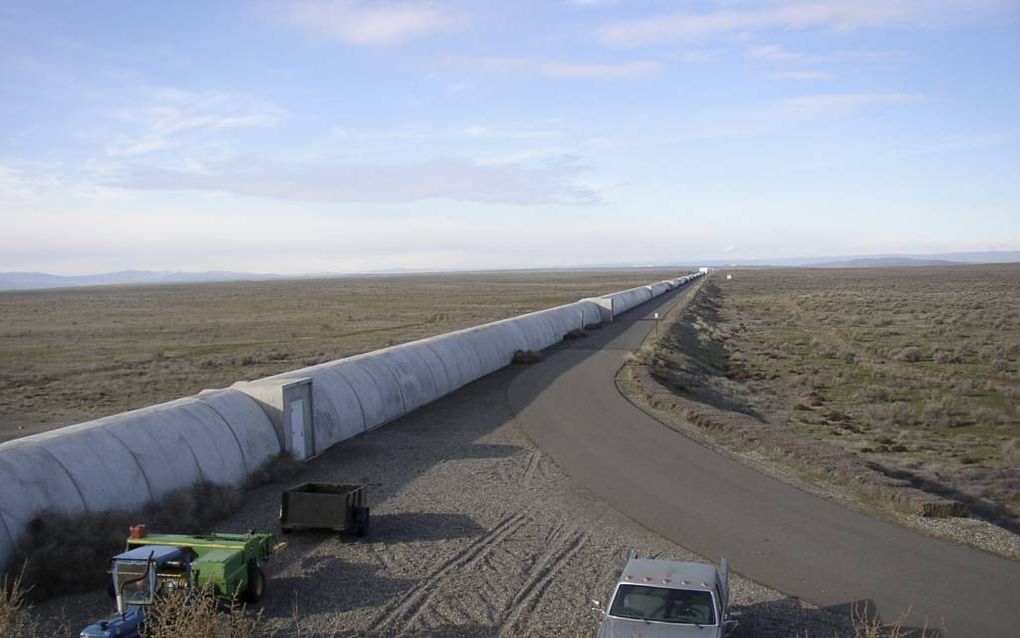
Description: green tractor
xmin=80 ymin=526 xmax=283 ymax=638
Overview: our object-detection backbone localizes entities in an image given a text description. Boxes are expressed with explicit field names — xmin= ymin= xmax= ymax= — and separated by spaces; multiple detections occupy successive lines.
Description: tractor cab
xmin=80 ymin=545 xmax=195 ymax=638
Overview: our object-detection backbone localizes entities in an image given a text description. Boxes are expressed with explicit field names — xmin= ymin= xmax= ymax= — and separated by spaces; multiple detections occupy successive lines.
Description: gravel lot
xmin=32 ymin=355 xmax=855 ymax=637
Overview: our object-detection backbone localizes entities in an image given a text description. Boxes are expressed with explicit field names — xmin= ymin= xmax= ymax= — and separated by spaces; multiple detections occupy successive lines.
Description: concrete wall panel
xmin=100 ymin=408 xmax=204 ymax=502
xmin=0 ymin=441 xmax=87 ymax=568
xmin=342 ymin=356 xmax=406 ymax=429
xmin=543 ymin=303 xmax=586 ymax=337
xmin=308 ymin=367 xmax=366 ymax=445
xmin=32 ymin=423 xmax=153 ymax=513
xmin=417 ymin=333 xmax=480 ymax=392
xmin=578 ymin=300 xmax=603 ymax=326
xmin=503 ymin=313 xmax=555 ymax=351
xmin=0 ymin=517 xmax=13 ymax=573
xmin=374 ymin=347 xmax=439 ymax=413
xmin=151 ymin=399 xmax=249 ymax=487
xmin=413 ymin=340 xmax=458 ymax=396
xmin=459 ymin=324 xmax=517 ymax=373
xmin=603 ymin=286 xmax=653 ymax=315
xmin=199 ymin=389 xmax=282 ymax=470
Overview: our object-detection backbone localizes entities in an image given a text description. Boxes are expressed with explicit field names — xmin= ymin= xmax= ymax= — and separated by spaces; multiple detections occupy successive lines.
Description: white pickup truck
xmin=593 ymin=554 xmax=738 ymax=637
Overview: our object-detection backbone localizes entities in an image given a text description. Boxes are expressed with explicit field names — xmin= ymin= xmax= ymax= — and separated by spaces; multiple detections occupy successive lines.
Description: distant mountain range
xmin=692 ymin=250 xmax=1020 ymax=269
xmin=0 ymin=270 xmax=287 ymax=291
xmin=2 ymin=251 xmax=1018 ymax=291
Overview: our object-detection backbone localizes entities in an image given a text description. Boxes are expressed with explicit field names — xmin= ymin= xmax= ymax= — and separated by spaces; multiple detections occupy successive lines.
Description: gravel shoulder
xmin=31 ymin=355 xmax=852 ymax=637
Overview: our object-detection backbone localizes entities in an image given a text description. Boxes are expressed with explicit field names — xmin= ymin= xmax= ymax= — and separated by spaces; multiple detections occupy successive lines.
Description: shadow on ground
xmin=734 ymin=597 xmax=945 ymax=638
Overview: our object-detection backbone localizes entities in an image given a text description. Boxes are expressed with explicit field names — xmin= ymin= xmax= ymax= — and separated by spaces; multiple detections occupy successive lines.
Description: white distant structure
xmin=699 ymin=267 xmax=709 ymax=274
xmin=726 ymin=274 xmax=733 ymax=280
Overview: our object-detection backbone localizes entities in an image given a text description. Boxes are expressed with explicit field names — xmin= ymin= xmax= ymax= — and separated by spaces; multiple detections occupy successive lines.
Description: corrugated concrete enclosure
xmin=0 ymin=389 xmax=280 ymax=566
xmin=0 ymin=273 xmax=700 ymax=570
xmin=261 ymin=300 xmax=605 ymax=454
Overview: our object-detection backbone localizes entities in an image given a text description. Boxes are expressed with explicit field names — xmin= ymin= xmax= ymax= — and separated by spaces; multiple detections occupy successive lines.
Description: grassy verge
xmin=618 ymin=269 xmax=1019 ymax=558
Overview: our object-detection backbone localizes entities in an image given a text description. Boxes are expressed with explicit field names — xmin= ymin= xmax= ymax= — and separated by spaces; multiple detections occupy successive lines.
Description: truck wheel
xmin=243 ymin=565 xmax=266 ymax=603
xmin=355 ymin=506 xmax=370 ymax=537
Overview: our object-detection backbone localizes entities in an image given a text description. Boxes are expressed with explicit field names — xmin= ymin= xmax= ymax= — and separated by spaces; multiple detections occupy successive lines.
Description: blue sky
xmin=1 ymin=1 xmax=1018 ymax=274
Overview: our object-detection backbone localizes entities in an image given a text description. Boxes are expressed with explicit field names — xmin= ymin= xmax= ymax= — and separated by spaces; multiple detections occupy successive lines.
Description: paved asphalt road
xmin=508 ymin=283 xmax=1020 ymax=637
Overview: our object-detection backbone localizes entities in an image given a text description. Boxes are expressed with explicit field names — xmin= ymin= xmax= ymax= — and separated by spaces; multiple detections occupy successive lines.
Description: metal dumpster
xmin=280 ymin=482 xmax=370 ymax=536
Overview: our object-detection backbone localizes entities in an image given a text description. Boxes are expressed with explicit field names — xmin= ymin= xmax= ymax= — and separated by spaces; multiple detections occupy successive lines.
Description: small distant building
xmin=726 ymin=274 xmax=733 ymax=280
xmin=699 ymin=267 xmax=709 ymax=274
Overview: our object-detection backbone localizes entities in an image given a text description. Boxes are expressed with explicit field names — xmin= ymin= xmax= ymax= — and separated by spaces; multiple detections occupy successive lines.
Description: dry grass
xmin=511 ymin=349 xmax=544 ymax=364
xmin=2 ymin=572 xmax=261 ymax=638
xmin=0 ymin=570 xmax=37 ymax=638
xmin=629 ymin=265 xmax=1020 ymax=529
xmin=0 ymin=269 xmax=685 ymax=442
xmin=143 ymin=589 xmax=261 ymax=638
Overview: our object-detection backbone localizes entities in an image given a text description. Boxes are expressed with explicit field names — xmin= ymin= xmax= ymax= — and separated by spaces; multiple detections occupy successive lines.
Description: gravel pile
xmin=32 ymin=366 xmax=855 ymax=637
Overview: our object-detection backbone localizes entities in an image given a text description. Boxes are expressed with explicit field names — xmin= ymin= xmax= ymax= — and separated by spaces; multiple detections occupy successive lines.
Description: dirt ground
xmin=28 ymin=353 xmax=856 ymax=637
xmin=0 ymin=269 xmax=683 ymax=443
xmin=620 ymin=266 xmax=1020 ymax=559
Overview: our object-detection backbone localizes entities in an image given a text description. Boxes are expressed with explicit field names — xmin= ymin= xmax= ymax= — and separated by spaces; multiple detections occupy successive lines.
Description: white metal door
xmin=289 ymin=399 xmax=307 ymax=460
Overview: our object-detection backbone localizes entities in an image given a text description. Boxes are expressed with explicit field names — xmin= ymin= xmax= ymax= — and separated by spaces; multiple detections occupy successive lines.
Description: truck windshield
xmin=609 ymin=585 xmax=716 ymax=625
xmin=116 ymin=560 xmax=154 ymax=606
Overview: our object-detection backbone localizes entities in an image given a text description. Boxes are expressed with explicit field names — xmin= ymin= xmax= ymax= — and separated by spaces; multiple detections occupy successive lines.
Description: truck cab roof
xmin=619 ymin=559 xmax=719 ymax=591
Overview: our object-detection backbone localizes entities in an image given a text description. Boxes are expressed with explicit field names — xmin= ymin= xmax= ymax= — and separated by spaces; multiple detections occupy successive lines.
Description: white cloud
xmin=104 ymin=90 xmax=283 ymax=157
xmin=781 ymin=92 xmax=924 ymax=113
xmin=678 ymin=50 xmax=719 ymax=64
xmin=108 ymin=155 xmax=600 ymax=205
xmin=599 ymin=3 xmax=907 ymax=45
xmin=445 ymin=56 xmax=663 ymax=79
xmin=279 ymin=0 xmax=457 ymax=46
xmin=670 ymin=92 xmax=926 ymax=142
xmin=596 ymin=1 xmax=1009 ymax=46
xmin=748 ymin=44 xmax=818 ymax=64
xmin=770 ymin=70 xmax=833 ymax=80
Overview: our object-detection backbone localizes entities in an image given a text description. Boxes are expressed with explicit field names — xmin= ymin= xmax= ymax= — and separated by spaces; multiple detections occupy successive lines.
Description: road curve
xmin=508 ymin=283 xmax=1020 ymax=637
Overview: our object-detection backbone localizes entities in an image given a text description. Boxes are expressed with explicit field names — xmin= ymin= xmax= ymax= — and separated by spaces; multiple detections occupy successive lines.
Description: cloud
xmin=107 ymin=155 xmax=600 ymax=205
xmin=599 ymin=3 xmax=907 ymax=45
xmin=444 ymin=56 xmax=663 ymax=79
xmin=770 ymin=70 xmax=833 ymax=80
xmin=671 ymin=92 xmax=925 ymax=142
xmin=596 ymin=1 xmax=1010 ymax=46
xmin=748 ymin=44 xmax=903 ymax=68
xmin=104 ymin=90 xmax=283 ymax=157
xmin=678 ymin=50 xmax=719 ymax=64
xmin=781 ymin=92 xmax=924 ymax=113
xmin=748 ymin=44 xmax=818 ymax=64
xmin=278 ymin=0 xmax=457 ymax=46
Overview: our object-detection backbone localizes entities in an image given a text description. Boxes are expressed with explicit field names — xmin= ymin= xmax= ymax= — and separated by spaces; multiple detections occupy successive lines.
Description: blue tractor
xmin=79 ymin=544 xmax=194 ymax=638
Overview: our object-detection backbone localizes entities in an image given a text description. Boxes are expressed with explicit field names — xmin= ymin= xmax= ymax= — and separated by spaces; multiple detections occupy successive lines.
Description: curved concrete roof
xmin=0 ymin=388 xmax=277 ymax=569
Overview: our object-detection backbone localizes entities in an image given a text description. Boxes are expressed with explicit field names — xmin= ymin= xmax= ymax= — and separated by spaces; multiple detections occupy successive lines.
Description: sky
xmin=1 ymin=0 xmax=1018 ymax=274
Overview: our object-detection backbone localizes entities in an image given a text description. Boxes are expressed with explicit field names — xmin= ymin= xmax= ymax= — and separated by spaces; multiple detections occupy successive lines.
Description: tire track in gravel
xmin=371 ymin=511 xmax=530 ymax=634
xmin=497 ymin=525 xmax=589 ymax=637
xmin=518 ymin=449 xmax=543 ymax=487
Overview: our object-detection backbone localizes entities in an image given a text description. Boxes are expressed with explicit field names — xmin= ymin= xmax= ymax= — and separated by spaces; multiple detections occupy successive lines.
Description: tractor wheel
xmin=243 ymin=565 xmax=266 ymax=603
xmin=354 ymin=506 xmax=371 ymax=537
